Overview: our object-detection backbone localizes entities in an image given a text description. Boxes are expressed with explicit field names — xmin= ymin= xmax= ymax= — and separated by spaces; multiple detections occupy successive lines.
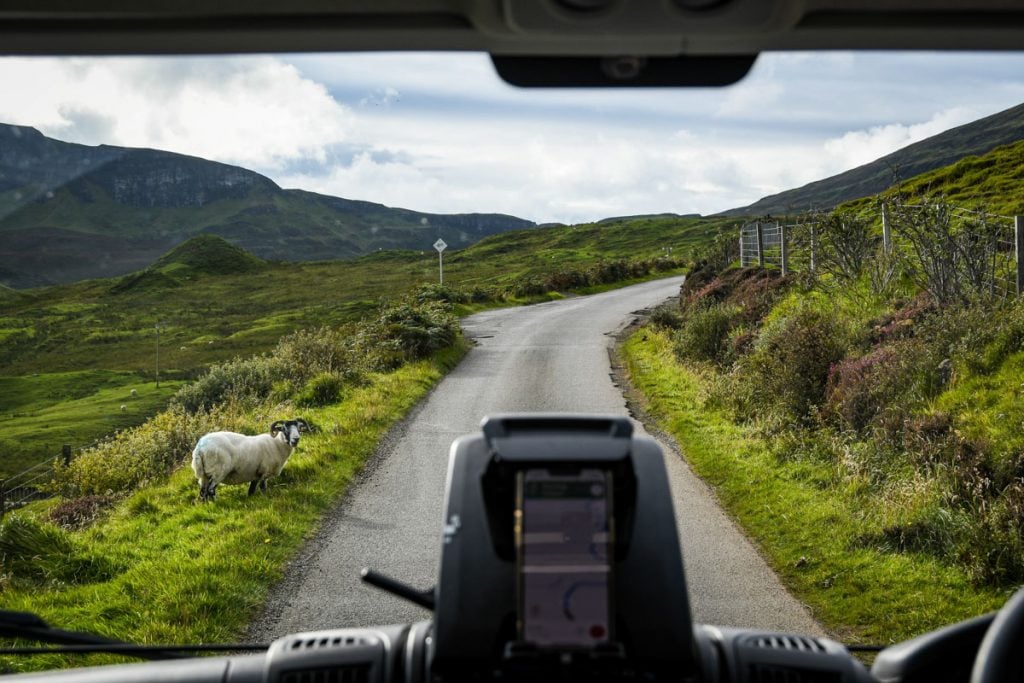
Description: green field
xmin=0 ymin=214 xmax=724 ymax=478
xmin=0 ymin=373 xmax=184 ymax=477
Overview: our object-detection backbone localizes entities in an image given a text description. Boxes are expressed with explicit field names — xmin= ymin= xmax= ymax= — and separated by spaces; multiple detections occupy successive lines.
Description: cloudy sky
xmin=2 ymin=52 xmax=1024 ymax=224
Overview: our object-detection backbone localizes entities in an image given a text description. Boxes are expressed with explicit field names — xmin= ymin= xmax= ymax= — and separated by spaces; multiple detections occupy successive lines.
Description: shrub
xmin=273 ymin=326 xmax=359 ymax=385
xmin=544 ymin=269 xmax=590 ymax=291
xmin=741 ymin=305 xmax=848 ymax=424
xmin=295 ymin=372 xmax=346 ymax=407
xmin=173 ymin=354 xmax=284 ymax=413
xmin=416 ymin=284 xmax=469 ymax=305
xmin=824 ymin=346 xmax=902 ymax=433
xmin=649 ymin=305 xmax=683 ymax=330
xmin=52 ymin=404 xmax=249 ymax=496
xmin=674 ymin=304 xmax=733 ymax=364
xmin=352 ymin=301 xmax=459 ymax=371
xmin=48 ymin=494 xmax=118 ymax=530
xmin=509 ymin=278 xmax=547 ymax=298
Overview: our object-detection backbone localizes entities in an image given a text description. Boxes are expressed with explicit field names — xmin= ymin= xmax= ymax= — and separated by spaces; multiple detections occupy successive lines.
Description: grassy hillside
xmin=0 ymin=215 xmax=719 ymax=477
xmin=625 ymin=242 xmax=1024 ymax=642
xmin=722 ymin=101 xmax=1024 ymax=216
xmin=841 ymin=138 xmax=1024 ymax=216
xmin=0 ymin=124 xmax=534 ymax=288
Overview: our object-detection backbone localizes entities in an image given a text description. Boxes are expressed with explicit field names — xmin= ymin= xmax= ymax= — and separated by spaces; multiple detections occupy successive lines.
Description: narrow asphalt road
xmin=251 ymin=276 xmax=823 ymax=640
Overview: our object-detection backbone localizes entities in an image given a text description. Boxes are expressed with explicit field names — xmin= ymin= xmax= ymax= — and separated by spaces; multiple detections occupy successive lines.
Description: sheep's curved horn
xmin=296 ymin=418 xmax=310 ymax=432
xmin=270 ymin=420 xmax=285 ymax=435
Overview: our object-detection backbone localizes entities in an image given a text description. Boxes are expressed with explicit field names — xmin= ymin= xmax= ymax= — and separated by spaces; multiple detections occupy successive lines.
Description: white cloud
xmin=3 ymin=52 xmax=1024 ymax=223
xmin=0 ymin=56 xmax=353 ymax=170
xmin=821 ymin=106 xmax=980 ymax=173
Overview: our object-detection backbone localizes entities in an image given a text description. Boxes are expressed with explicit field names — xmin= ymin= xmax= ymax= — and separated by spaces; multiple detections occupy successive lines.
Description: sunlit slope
xmin=841 ymin=138 xmax=1024 ymax=216
xmin=0 ymin=215 xmax=716 ymax=378
xmin=722 ymin=101 xmax=1024 ymax=216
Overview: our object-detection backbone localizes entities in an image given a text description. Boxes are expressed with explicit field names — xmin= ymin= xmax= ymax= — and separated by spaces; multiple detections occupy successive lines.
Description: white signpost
xmin=433 ymin=238 xmax=447 ymax=285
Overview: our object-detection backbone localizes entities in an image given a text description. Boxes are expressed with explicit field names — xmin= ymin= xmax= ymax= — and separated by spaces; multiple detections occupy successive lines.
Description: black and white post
xmin=434 ymin=238 xmax=447 ymax=285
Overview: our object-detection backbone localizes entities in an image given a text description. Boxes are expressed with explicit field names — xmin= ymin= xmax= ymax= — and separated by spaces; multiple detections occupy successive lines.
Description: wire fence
xmin=739 ymin=203 xmax=1024 ymax=303
xmin=0 ymin=445 xmax=78 ymax=517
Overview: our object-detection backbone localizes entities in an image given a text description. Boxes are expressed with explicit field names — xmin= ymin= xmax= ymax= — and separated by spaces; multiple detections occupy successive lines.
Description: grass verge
xmin=620 ymin=327 xmax=1007 ymax=645
xmin=0 ymin=340 xmax=467 ymax=673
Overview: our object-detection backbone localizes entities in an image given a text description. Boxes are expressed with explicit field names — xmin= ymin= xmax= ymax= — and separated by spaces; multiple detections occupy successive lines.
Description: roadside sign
xmin=434 ymin=239 xmax=447 ymax=284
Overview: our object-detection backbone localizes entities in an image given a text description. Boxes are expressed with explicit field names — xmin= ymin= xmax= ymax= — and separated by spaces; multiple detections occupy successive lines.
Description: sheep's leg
xmin=260 ymin=479 xmax=269 ymax=492
xmin=248 ymin=480 xmax=259 ymax=496
xmin=207 ymin=483 xmax=218 ymax=501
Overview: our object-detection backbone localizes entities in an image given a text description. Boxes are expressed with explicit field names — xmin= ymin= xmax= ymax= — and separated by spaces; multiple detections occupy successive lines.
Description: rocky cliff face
xmin=85 ymin=150 xmax=278 ymax=208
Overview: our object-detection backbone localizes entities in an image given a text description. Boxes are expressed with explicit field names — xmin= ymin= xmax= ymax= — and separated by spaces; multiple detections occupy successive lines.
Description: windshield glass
xmin=2 ymin=51 xmax=1024 ymax=671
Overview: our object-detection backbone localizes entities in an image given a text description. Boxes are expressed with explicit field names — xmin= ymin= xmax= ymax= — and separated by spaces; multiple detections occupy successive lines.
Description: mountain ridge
xmin=0 ymin=124 xmax=535 ymax=289
xmin=720 ymin=102 xmax=1024 ymax=216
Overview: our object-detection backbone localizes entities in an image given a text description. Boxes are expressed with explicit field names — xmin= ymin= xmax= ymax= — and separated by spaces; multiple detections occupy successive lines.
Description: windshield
xmin=2 ymin=50 xmax=1024 ymax=672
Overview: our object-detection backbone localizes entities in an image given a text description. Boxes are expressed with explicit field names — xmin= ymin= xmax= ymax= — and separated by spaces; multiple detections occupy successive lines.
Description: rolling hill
xmin=721 ymin=101 xmax=1024 ymax=216
xmin=0 ymin=124 xmax=534 ymax=289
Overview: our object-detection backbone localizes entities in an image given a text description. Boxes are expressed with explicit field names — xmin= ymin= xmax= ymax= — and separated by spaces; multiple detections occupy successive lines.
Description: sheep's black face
xmin=271 ymin=417 xmax=308 ymax=447
xmin=284 ymin=422 xmax=301 ymax=447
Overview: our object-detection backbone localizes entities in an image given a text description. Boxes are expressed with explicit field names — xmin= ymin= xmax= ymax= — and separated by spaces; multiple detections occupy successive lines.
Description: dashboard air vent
xmin=286 ymin=635 xmax=372 ymax=651
xmin=280 ymin=664 xmax=371 ymax=683
xmin=747 ymin=635 xmax=826 ymax=653
xmin=749 ymin=664 xmax=840 ymax=683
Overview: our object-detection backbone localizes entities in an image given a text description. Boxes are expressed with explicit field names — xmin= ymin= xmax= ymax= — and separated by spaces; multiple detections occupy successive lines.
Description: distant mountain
xmin=0 ymin=124 xmax=535 ymax=288
xmin=720 ymin=102 xmax=1024 ymax=217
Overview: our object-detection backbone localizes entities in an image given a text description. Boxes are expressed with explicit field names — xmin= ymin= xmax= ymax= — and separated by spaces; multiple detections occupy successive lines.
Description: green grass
xmin=0 ymin=215 xmax=718 ymax=476
xmin=0 ymin=373 xmax=184 ymax=477
xmin=621 ymin=328 xmax=1007 ymax=645
xmin=841 ymin=139 xmax=1024 ymax=217
xmin=0 ymin=340 xmax=467 ymax=674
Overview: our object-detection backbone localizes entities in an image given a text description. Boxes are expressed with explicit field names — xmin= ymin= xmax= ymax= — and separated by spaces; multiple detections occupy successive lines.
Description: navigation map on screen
xmin=519 ymin=468 xmax=611 ymax=647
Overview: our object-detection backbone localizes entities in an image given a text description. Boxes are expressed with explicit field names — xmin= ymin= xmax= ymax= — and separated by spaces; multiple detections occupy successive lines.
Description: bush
xmin=741 ymin=305 xmax=848 ymax=424
xmin=674 ymin=304 xmax=733 ymax=364
xmin=173 ymin=354 xmax=284 ymax=414
xmin=352 ymin=301 xmax=459 ymax=371
xmin=48 ymin=494 xmax=118 ymax=530
xmin=649 ymin=305 xmax=683 ymax=330
xmin=52 ymin=404 xmax=249 ymax=496
xmin=416 ymin=284 xmax=469 ymax=305
xmin=544 ymin=269 xmax=590 ymax=291
xmin=295 ymin=372 xmax=346 ymax=407
xmin=508 ymin=278 xmax=547 ymax=298
xmin=274 ymin=326 xmax=360 ymax=385
xmin=825 ymin=346 xmax=904 ymax=433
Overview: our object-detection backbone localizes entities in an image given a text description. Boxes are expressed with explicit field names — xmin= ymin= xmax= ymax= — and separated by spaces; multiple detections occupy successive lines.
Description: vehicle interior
xmin=2 ymin=1 xmax=1023 ymax=682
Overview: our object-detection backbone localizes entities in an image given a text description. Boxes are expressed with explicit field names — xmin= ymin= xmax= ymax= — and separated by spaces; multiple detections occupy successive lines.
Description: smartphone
xmin=516 ymin=467 xmax=613 ymax=647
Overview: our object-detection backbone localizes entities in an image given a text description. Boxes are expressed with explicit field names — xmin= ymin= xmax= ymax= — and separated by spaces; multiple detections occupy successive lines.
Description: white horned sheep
xmin=130 ymin=389 xmax=138 ymax=398
xmin=191 ymin=418 xmax=310 ymax=502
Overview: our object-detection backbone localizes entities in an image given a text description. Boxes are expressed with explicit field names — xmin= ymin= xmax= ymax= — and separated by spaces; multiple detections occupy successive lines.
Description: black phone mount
xmin=431 ymin=414 xmax=695 ymax=681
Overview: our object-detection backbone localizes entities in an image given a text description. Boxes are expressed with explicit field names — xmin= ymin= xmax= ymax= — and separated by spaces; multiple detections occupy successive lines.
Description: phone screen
xmin=517 ymin=468 xmax=612 ymax=647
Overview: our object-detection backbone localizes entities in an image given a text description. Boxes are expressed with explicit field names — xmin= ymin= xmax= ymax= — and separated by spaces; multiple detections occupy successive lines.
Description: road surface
xmin=251 ymin=276 xmax=823 ymax=639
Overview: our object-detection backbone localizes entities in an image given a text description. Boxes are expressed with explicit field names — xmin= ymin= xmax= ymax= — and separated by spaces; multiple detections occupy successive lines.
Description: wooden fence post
xmin=62 ymin=444 xmax=72 ymax=467
xmin=882 ymin=203 xmax=892 ymax=254
xmin=739 ymin=236 xmax=744 ymax=267
xmin=1016 ymin=216 xmax=1024 ymax=296
xmin=756 ymin=222 xmax=764 ymax=268
xmin=780 ymin=223 xmax=789 ymax=275
xmin=0 ymin=480 xmax=6 ymax=519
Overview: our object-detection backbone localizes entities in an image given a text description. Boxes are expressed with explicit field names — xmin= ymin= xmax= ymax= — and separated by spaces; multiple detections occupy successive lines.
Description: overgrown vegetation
xmin=0 ymin=216 xmax=701 ymax=476
xmin=0 ymin=341 xmax=465 ymax=673
xmin=634 ymin=194 xmax=1024 ymax=640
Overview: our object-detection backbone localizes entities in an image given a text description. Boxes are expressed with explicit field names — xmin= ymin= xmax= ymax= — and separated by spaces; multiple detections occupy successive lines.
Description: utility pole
xmin=155 ymin=323 xmax=161 ymax=389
